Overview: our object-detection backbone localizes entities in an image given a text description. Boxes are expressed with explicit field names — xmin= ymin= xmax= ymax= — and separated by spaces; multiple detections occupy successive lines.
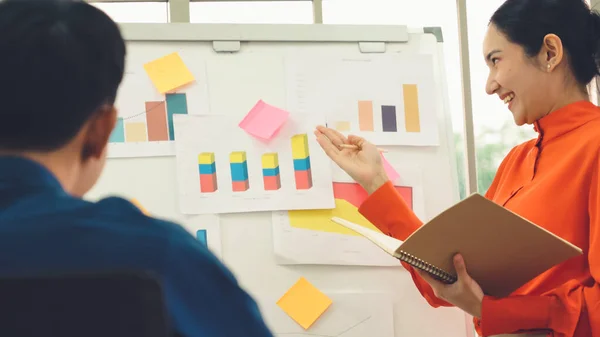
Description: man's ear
xmin=82 ymin=105 xmax=117 ymax=160
xmin=538 ymin=33 xmax=564 ymax=72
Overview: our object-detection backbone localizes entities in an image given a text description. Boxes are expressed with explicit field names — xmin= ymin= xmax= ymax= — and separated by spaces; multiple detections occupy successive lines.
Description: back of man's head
xmin=0 ymin=0 xmax=126 ymax=152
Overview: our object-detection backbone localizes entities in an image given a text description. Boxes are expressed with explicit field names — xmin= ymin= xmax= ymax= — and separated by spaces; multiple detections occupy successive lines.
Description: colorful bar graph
xmin=146 ymin=101 xmax=169 ymax=141
xmin=381 ymin=105 xmax=398 ymax=132
xmin=291 ymin=134 xmax=313 ymax=190
xmin=166 ymin=93 xmax=188 ymax=141
xmin=358 ymin=100 xmax=374 ymax=131
xmin=125 ymin=122 xmax=147 ymax=142
xmin=403 ymin=84 xmax=421 ymax=133
xmin=196 ymin=229 xmax=207 ymax=247
xmin=262 ymin=153 xmax=281 ymax=191
xmin=109 ymin=118 xmax=125 ymax=143
xmin=230 ymin=151 xmax=249 ymax=192
xmin=198 ymin=152 xmax=218 ymax=193
xmin=335 ymin=121 xmax=351 ymax=131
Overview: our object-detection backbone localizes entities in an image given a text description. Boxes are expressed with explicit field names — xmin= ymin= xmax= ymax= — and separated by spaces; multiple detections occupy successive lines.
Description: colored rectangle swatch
xmin=230 ymin=151 xmax=249 ymax=192
xmin=196 ymin=229 xmax=207 ymax=247
xmin=381 ymin=105 xmax=398 ymax=132
xmin=291 ymin=134 xmax=312 ymax=190
xmin=358 ymin=100 xmax=374 ymax=131
xmin=125 ymin=122 xmax=147 ymax=142
xmin=335 ymin=121 xmax=351 ymax=131
xmin=403 ymin=84 xmax=421 ymax=133
xmin=146 ymin=101 xmax=169 ymax=141
xmin=262 ymin=153 xmax=281 ymax=191
xmin=166 ymin=93 xmax=188 ymax=141
xmin=198 ymin=152 xmax=217 ymax=193
xmin=109 ymin=118 xmax=125 ymax=143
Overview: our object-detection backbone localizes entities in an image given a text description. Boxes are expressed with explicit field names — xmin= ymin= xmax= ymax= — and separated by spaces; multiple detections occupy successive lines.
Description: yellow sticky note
xmin=130 ymin=198 xmax=149 ymax=215
xmin=143 ymin=52 xmax=195 ymax=93
xmin=276 ymin=277 xmax=332 ymax=330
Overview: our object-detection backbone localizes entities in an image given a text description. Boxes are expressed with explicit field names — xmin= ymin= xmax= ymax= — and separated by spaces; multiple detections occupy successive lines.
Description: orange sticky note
xmin=239 ymin=100 xmax=289 ymax=140
xmin=381 ymin=153 xmax=400 ymax=182
xmin=143 ymin=52 xmax=195 ymax=93
xmin=276 ymin=277 xmax=332 ymax=330
xmin=130 ymin=198 xmax=149 ymax=215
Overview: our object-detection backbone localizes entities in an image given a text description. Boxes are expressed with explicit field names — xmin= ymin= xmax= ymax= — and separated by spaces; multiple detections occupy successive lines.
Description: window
xmin=91 ymin=2 xmax=169 ymax=23
xmin=465 ymin=1 xmax=537 ymax=193
xmin=190 ymin=1 xmax=313 ymax=24
xmin=323 ymin=0 xmax=467 ymax=198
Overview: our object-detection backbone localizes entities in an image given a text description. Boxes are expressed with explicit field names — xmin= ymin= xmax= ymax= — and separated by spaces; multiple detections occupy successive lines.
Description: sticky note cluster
xmin=239 ymin=100 xmax=290 ymax=141
xmin=277 ymin=277 xmax=332 ymax=330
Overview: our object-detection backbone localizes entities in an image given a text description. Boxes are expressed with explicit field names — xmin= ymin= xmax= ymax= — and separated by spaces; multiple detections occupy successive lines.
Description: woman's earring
xmin=547 ymin=64 xmax=551 ymax=71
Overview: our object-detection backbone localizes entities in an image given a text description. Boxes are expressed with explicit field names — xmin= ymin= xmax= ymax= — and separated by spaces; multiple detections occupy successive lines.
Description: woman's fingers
xmin=347 ymin=135 xmax=367 ymax=147
xmin=314 ymin=129 xmax=341 ymax=161
xmin=315 ymin=125 xmax=348 ymax=150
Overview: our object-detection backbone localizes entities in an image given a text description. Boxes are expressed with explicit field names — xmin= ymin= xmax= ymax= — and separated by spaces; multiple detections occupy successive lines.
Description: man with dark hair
xmin=0 ymin=1 xmax=273 ymax=336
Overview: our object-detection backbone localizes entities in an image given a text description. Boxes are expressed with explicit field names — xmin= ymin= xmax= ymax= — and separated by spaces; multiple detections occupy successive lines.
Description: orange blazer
xmin=358 ymin=101 xmax=600 ymax=337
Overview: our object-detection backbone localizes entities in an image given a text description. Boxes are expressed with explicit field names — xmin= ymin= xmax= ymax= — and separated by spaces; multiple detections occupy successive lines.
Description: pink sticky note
xmin=239 ymin=100 xmax=290 ymax=140
xmin=381 ymin=153 xmax=400 ymax=182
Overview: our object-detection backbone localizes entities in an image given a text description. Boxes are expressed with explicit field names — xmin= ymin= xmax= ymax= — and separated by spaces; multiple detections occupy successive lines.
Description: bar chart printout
xmin=198 ymin=152 xmax=218 ymax=193
xmin=262 ymin=153 xmax=282 ymax=191
xmin=109 ymin=93 xmax=189 ymax=144
xmin=291 ymin=134 xmax=313 ymax=190
xmin=230 ymin=151 xmax=250 ymax=192
xmin=173 ymin=114 xmax=335 ymax=214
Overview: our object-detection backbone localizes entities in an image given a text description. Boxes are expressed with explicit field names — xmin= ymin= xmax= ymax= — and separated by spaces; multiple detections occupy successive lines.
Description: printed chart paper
xmin=107 ymin=52 xmax=209 ymax=158
xmin=258 ymin=293 xmax=394 ymax=337
xmin=174 ymin=114 xmax=334 ymax=214
xmin=272 ymin=162 xmax=426 ymax=266
xmin=286 ymin=54 xmax=439 ymax=146
xmin=179 ymin=215 xmax=222 ymax=259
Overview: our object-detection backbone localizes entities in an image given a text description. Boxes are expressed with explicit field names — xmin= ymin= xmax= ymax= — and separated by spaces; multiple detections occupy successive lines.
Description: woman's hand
xmin=416 ymin=254 xmax=484 ymax=318
xmin=314 ymin=125 xmax=389 ymax=194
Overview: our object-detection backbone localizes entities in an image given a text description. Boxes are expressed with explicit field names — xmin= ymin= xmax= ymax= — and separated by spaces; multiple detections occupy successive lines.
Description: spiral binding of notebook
xmin=397 ymin=251 xmax=457 ymax=284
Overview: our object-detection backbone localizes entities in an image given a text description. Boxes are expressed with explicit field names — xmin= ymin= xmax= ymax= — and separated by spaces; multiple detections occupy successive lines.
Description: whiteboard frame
xmin=112 ymin=23 xmax=466 ymax=336
xmin=118 ymin=23 xmax=408 ymax=42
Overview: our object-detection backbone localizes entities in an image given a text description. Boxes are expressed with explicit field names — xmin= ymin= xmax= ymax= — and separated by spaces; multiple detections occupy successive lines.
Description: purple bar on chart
xmin=381 ymin=105 xmax=397 ymax=132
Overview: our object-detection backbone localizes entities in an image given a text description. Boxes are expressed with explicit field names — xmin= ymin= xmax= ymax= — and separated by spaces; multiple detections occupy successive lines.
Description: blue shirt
xmin=0 ymin=156 xmax=273 ymax=337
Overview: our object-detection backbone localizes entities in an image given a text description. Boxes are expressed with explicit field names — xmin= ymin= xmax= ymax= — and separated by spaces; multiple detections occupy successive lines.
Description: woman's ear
xmin=539 ymin=33 xmax=564 ymax=72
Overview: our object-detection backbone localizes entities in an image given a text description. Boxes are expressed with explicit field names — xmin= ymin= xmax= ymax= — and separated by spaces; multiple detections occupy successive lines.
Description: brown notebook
xmin=331 ymin=193 xmax=583 ymax=297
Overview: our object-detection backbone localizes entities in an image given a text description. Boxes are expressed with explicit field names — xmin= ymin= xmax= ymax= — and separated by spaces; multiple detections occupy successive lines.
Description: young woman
xmin=315 ymin=0 xmax=599 ymax=336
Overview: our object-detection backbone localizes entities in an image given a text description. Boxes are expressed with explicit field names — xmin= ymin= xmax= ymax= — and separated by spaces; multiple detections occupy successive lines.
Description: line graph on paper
xmin=276 ymin=316 xmax=372 ymax=337
xmin=257 ymin=294 xmax=394 ymax=337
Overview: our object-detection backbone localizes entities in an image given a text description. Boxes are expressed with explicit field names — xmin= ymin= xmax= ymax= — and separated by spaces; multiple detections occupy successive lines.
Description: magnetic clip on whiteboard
xmin=358 ymin=42 xmax=386 ymax=53
xmin=212 ymin=41 xmax=241 ymax=53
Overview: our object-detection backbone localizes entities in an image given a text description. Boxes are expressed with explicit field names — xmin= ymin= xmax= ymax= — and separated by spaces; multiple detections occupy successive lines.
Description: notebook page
xmin=331 ymin=217 xmax=403 ymax=256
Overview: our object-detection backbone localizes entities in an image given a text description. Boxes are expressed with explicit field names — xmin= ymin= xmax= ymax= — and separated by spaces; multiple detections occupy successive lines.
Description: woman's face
xmin=483 ymin=24 xmax=553 ymax=126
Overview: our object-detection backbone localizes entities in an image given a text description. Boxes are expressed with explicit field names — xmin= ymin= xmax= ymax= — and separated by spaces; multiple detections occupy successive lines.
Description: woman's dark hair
xmin=490 ymin=0 xmax=600 ymax=90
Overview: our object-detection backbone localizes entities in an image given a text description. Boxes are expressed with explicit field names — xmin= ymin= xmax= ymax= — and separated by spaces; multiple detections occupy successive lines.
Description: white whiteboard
xmin=86 ymin=23 xmax=469 ymax=337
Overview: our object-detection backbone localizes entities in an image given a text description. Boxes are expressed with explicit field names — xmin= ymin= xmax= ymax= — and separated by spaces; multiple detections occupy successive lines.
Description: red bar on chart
xmin=146 ymin=101 xmax=169 ymax=141
xmin=232 ymin=180 xmax=250 ymax=192
xmin=294 ymin=169 xmax=313 ymax=190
